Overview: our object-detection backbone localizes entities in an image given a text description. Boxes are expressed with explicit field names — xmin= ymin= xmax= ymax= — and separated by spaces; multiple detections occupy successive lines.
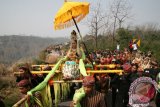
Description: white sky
xmin=0 ymin=0 xmax=160 ymax=38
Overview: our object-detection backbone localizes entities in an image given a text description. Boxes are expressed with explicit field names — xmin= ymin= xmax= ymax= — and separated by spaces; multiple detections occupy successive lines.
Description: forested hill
xmin=0 ymin=35 xmax=69 ymax=64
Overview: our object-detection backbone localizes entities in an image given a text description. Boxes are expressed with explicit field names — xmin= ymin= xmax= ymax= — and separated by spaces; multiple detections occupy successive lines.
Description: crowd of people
xmin=84 ymin=48 xmax=160 ymax=107
xmin=13 ymin=30 xmax=160 ymax=107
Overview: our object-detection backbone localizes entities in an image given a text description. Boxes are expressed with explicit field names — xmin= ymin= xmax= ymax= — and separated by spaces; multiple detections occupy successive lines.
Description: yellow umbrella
xmin=54 ymin=1 xmax=89 ymax=31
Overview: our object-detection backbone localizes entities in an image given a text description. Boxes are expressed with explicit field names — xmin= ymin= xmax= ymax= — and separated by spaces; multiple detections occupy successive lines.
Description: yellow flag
xmin=132 ymin=39 xmax=140 ymax=47
xmin=137 ymin=39 xmax=140 ymax=47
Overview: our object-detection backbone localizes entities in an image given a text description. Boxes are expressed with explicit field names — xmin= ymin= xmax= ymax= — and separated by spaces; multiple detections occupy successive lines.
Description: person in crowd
xmin=128 ymin=63 xmax=140 ymax=83
xmin=17 ymin=79 xmax=32 ymax=95
xmin=71 ymin=76 xmax=107 ymax=107
xmin=62 ymin=30 xmax=85 ymax=99
xmin=108 ymin=72 xmax=119 ymax=107
xmin=115 ymin=63 xmax=140 ymax=107
xmin=132 ymin=53 xmax=142 ymax=65
xmin=62 ymin=30 xmax=83 ymax=80
xmin=100 ymin=55 xmax=106 ymax=65
xmin=17 ymin=79 xmax=42 ymax=107
xmin=66 ymin=30 xmax=85 ymax=62
xmin=115 ymin=60 xmax=123 ymax=70
xmin=121 ymin=53 xmax=127 ymax=64
xmin=132 ymin=41 xmax=138 ymax=53
xmin=95 ymin=73 xmax=110 ymax=106
xmin=143 ymin=61 xmax=160 ymax=80
xmin=16 ymin=66 xmax=31 ymax=82
xmin=15 ymin=65 xmax=39 ymax=88
xmin=67 ymin=40 xmax=79 ymax=61
xmin=141 ymin=57 xmax=151 ymax=71
xmin=116 ymin=53 xmax=121 ymax=62
xmin=114 ymin=62 xmax=132 ymax=107
xmin=105 ymin=54 xmax=112 ymax=64
xmin=150 ymin=61 xmax=160 ymax=78
xmin=129 ymin=40 xmax=133 ymax=53
xmin=116 ymin=41 xmax=120 ymax=52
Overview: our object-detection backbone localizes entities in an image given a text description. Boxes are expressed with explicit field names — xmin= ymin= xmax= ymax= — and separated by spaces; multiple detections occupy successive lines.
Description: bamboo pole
xmin=29 ymin=70 xmax=123 ymax=74
xmin=14 ymin=69 xmax=123 ymax=75
xmin=51 ymin=80 xmax=83 ymax=83
xmin=32 ymin=65 xmax=55 ymax=67
xmin=95 ymin=64 xmax=116 ymax=68
xmin=87 ymin=70 xmax=123 ymax=73
xmin=31 ymin=64 xmax=116 ymax=68
xmin=12 ymin=95 xmax=28 ymax=107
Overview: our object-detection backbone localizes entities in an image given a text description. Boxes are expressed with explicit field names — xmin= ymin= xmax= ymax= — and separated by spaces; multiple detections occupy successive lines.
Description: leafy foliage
xmin=84 ymin=26 xmax=160 ymax=62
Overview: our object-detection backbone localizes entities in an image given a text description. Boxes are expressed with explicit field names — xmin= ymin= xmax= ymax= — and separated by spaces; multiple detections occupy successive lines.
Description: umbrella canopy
xmin=54 ymin=1 xmax=89 ymax=30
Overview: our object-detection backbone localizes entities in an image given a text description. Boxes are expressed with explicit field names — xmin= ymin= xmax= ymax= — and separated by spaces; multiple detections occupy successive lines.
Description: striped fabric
xmin=80 ymin=90 xmax=106 ymax=107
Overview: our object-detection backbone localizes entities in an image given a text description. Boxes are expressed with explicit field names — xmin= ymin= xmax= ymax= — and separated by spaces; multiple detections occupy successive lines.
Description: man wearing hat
xmin=17 ymin=79 xmax=32 ymax=95
xmin=17 ymin=79 xmax=42 ymax=107
xmin=71 ymin=76 xmax=106 ymax=107
xmin=15 ymin=65 xmax=39 ymax=88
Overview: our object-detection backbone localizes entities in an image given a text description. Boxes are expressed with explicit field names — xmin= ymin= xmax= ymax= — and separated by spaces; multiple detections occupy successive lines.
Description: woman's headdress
xmin=70 ymin=30 xmax=77 ymax=41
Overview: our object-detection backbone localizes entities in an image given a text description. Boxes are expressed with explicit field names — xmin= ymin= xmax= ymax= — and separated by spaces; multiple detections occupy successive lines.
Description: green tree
xmin=116 ymin=28 xmax=132 ymax=49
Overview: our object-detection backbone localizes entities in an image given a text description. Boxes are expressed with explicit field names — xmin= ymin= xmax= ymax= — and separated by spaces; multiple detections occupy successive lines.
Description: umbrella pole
xmin=72 ymin=17 xmax=83 ymax=40
xmin=72 ymin=17 xmax=94 ymax=67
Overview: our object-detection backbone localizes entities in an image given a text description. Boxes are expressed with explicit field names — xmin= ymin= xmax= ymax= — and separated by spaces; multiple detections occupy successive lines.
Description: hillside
xmin=0 ymin=35 xmax=69 ymax=64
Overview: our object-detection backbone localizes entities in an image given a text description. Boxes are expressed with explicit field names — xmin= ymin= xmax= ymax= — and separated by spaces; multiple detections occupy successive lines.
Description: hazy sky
xmin=0 ymin=0 xmax=160 ymax=38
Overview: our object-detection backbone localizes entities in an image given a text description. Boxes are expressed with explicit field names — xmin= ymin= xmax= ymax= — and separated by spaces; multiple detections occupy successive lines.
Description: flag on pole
xmin=132 ymin=39 xmax=140 ymax=47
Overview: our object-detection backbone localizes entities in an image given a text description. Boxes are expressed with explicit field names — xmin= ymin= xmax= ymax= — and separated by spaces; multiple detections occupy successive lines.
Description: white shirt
xmin=132 ymin=43 xmax=137 ymax=50
xmin=117 ymin=44 xmax=120 ymax=50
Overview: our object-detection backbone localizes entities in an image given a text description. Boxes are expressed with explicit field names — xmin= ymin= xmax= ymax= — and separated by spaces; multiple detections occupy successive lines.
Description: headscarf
xmin=82 ymin=76 xmax=95 ymax=87
xmin=17 ymin=79 xmax=31 ymax=88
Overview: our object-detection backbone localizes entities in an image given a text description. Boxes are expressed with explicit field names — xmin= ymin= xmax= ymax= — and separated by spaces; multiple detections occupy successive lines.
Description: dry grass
xmin=0 ymin=75 xmax=20 ymax=107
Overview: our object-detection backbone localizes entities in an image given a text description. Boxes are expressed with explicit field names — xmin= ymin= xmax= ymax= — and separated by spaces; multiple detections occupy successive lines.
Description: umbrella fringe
xmin=54 ymin=14 xmax=86 ymax=30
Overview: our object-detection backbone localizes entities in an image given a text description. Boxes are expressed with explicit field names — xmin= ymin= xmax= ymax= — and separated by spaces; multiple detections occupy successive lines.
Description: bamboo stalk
xmin=32 ymin=64 xmax=116 ymax=68
xmin=31 ymin=71 xmax=51 ymax=74
xmin=95 ymin=64 xmax=116 ymax=67
xmin=31 ymin=64 xmax=115 ymax=67
xmin=31 ymin=64 xmax=116 ymax=69
xmin=87 ymin=70 xmax=123 ymax=73
xmin=52 ymin=80 xmax=83 ymax=83
xmin=12 ymin=95 xmax=28 ymax=107
xmin=14 ymin=70 xmax=123 ymax=75
xmin=32 ymin=65 xmax=55 ymax=67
